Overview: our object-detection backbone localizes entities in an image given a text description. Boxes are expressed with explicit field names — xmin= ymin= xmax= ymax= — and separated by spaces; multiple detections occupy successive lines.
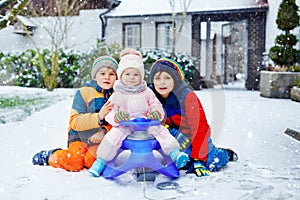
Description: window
xmin=123 ymin=23 xmax=141 ymax=49
xmin=156 ymin=22 xmax=172 ymax=50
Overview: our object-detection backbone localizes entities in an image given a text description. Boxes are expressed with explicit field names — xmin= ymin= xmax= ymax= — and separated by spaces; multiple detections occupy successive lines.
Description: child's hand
xmin=147 ymin=110 xmax=161 ymax=121
xmin=88 ymin=130 xmax=105 ymax=144
xmin=98 ymin=101 xmax=113 ymax=121
xmin=114 ymin=111 xmax=130 ymax=123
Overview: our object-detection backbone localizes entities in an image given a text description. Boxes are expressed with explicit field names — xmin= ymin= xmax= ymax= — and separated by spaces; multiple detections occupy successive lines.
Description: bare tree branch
xmin=0 ymin=0 xmax=30 ymax=29
xmin=169 ymin=0 xmax=191 ymax=57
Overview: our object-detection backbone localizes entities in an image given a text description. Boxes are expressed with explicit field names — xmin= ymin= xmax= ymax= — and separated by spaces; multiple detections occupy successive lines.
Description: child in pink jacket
xmin=89 ymin=49 xmax=189 ymax=177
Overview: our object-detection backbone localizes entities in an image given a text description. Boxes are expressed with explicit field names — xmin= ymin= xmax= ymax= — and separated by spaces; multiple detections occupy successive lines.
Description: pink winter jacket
xmin=105 ymin=86 xmax=165 ymax=126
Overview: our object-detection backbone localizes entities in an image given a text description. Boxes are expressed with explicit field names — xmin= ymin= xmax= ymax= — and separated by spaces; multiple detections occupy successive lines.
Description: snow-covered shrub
xmin=0 ymin=49 xmax=82 ymax=88
xmin=57 ymin=50 xmax=82 ymax=88
xmin=0 ymin=52 xmax=16 ymax=86
xmin=0 ymin=50 xmax=43 ymax=87
xmin=141 ymin=49 xmax=202 ymax=89
xmin=0 ymin=46 xmax=202 ymax=90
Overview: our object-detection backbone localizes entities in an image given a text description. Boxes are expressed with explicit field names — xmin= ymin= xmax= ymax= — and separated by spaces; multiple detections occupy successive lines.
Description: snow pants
xmin=96 ymin=125 xmax=180 ymax=161
xmin=206 ymin=138 xmax=229 ymax=171
xmin=48 ymin=141 xmax=98 ymax=171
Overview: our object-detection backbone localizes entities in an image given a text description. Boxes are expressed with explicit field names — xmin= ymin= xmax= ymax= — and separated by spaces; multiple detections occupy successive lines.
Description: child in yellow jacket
xmin=32 ymin=56 xmax=118 ymax=171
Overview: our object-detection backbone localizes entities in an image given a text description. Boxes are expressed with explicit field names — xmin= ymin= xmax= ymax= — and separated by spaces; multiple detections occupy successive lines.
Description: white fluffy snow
xmin=0 ymin=85 xmax=299 ymax=200
xmin=107 ymin=0 xmax=262 ymax=17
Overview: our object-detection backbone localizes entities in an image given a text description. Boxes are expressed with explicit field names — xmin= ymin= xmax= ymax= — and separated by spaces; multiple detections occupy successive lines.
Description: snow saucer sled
xmin=102 ymin=117 xmax=180 ymax=179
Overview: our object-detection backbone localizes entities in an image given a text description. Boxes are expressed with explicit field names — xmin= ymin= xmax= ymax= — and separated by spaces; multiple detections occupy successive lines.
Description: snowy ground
xmin=0 ymin=85 xmax=299 ymax=200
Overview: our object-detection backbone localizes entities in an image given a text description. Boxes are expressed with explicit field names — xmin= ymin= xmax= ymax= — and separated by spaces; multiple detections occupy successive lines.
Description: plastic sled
xmin=102 ymin=118 xmax=180 ymax=179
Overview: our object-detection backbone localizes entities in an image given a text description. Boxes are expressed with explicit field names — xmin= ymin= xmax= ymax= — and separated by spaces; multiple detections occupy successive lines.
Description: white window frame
xmin=123 ymin=23 xmax=141 ymax=49
xmin=156 ymin=22 xmax=172 ymax=50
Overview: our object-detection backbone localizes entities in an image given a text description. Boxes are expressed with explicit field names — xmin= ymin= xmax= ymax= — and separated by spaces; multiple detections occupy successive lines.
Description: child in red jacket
xmin=149 ymin=58 xmax=238 ymax=177
xmin=32 ymin=56 xmax=118 ymax=171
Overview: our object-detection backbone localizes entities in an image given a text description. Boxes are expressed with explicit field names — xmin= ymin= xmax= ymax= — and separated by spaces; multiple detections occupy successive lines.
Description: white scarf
xmin=113 ymin=80 xmax=147 ymax=94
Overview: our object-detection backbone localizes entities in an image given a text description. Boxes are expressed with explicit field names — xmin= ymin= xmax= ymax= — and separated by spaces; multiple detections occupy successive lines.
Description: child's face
xmin=153 ymin=71 xmax=174 ymax=98
xmin=121 ymin=68 xmax=141 ymax=87
xmin=94 ymin=67 xmax=117 ymax=89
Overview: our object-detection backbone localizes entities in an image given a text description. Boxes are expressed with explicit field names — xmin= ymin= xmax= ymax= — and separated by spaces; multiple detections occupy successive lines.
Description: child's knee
xmin=84 ymin=151 xmax=96 ymax=169
xmin=68 ymin=141 xmax=88 ymax=154
xmin=147 ymin=125 xmax=162 ymax=136
xmin=84 ymin=145 xmax=98 ymax=169
xmin=48 ymin=141 xmax=88 ymax=171
xmin=206 ymin=148 xmax=229 ymax=171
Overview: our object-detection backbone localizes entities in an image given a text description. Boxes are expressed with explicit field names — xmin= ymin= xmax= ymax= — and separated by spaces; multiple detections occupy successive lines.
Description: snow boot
xmin=32 ymin=148 xmax=62 ymax=165
xmin=220 ymin=148 xmax=238 ymax=162
xmin=88 ymin=158 xmax=106 ymax=177
xmin=169 ymin=148 xmax=189 ymax=169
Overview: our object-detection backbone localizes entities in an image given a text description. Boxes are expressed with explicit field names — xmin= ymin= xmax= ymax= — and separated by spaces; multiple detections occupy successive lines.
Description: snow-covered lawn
xmin=0 ymin=86 xmax=299 ymax=200
xmin=0 ymin=86 xmax=74 ymax=124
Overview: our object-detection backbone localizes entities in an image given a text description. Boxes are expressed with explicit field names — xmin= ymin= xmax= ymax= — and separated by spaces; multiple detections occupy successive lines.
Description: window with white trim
xmin=123 ymin=23 xmax=141 ymax=49
xmin=156 ymin=23 xmax=172 ymax=50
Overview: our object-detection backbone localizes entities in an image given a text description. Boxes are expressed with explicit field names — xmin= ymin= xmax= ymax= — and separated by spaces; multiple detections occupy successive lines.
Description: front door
xmin=222 ymin=20 xmax=248 ymax=87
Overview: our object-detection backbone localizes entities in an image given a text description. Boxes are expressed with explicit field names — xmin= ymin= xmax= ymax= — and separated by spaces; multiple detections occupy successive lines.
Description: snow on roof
xmin=106 ymin=0 xmax=267 ymax=17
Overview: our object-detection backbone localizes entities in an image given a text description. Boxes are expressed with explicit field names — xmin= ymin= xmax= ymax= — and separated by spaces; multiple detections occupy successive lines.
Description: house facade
xmin=103 ymin=0 xmax=300 ymax=90
xmin=0 ymin=0 xmax=299 ymax=90
xmin=104 ymin=0 xmax=273 ymax=90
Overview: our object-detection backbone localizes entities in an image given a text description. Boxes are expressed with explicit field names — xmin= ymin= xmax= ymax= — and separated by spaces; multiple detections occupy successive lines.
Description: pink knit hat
xmin=117 ymin=49 xmax=144 ymax=80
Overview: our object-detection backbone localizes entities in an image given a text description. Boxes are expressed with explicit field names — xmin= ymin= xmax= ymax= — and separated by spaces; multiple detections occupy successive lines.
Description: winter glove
xmin=168 ymin=128 xmax=191 ymax=151
xmin=147 ymin=110 xmax=162 ymax=121
xmin=174 ymin=129 xmax=190 ymax=151
xmin=186 ymin=159 xmax=211 ymax=177
xmin=114 ymin=111 xmax=130 ymax=123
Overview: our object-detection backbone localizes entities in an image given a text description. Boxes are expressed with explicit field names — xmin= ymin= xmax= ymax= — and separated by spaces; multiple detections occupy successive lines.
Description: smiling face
xmin=120 ymin=68 xmax=142 ymax=87
xmin=153 ymin=71 xmax=174 ymax=98
xmin=94 ymin=67 xmax=117 ymax=89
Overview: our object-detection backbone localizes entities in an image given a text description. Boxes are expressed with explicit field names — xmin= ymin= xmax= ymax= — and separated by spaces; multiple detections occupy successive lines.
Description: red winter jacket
xmin=152 ymin=83 xmax=210 ymax=161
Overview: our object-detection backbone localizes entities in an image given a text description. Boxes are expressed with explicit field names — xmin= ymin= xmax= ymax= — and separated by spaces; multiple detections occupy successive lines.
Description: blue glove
xmin=168 ymin=128 xmax=191 ymax=151
xmin=186 ymin=159 xmax=211 ymax=177
xmin=175 ymin=131 xmax=191 ymax=151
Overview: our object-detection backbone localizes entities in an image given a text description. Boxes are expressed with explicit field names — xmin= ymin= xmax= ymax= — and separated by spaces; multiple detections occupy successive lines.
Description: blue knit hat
xmin=150 ymin=58 xmax=185 ymax=87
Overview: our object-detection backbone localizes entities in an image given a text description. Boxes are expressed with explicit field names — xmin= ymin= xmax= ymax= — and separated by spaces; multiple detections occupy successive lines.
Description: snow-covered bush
xmin=0 ymin=50 xmax=43 ymax=87
xmin=141 ymin=49 xmax=202 ymax=89
xmin=0 ymin=46 xmax=202 ymax=89
xmin=0 ymin=49 xmax=82 ymax=88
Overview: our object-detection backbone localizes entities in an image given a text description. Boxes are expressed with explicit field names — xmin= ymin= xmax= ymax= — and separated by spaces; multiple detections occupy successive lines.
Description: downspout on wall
xmin=99 ymin=0 xmax=121 ymax=42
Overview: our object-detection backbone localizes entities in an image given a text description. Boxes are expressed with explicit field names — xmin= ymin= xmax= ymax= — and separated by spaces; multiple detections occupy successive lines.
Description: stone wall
xmin=260 ymin=71 xmax=300 ymax=98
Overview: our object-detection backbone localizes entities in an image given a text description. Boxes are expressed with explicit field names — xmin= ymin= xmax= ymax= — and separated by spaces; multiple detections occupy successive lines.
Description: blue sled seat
xmin=101 ymin=118 xmax=180 ymax=179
